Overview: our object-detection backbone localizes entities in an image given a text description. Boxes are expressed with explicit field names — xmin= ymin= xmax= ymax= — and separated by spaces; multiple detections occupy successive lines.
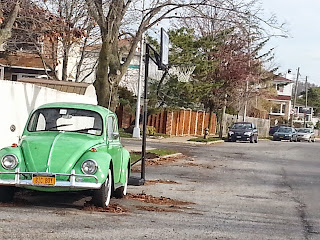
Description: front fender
xmin=119 ymin=148 xmax=130 ymax=184
xmin=74 ymin=151 xmax=112 ymax=184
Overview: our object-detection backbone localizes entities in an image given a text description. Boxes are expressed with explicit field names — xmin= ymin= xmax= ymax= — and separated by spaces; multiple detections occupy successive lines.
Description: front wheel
xmin=93 ymin=169 xmax=112 ymax=207
xmin=0 ymin=187 xmax=15 ymax=203
xmin=114 ymin=167 xmax=128 ymax=198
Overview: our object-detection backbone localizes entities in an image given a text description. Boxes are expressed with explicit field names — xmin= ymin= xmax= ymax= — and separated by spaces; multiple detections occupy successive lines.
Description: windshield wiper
xmin=73 ymin=127 xmax=101 ymax=133
xmin=47 ymin=124 xmax=73 ymax=130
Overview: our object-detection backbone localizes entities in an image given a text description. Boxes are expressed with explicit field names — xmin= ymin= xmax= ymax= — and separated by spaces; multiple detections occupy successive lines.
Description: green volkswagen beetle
xmin=0 ymin=102 xmax=130 ymax=207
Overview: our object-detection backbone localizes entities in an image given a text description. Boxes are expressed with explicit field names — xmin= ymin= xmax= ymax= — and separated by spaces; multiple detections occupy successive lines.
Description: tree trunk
xmin=62 ymin=46 xmax=69 ymax=81
xmin=0 ymin=1 xmax=19 ymax=46
xmin=94 ymin=40 xmax=122 ymax=111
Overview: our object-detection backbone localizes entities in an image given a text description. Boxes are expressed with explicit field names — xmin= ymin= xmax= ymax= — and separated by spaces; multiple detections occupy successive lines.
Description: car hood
xmin=297 ymin=132 xmax=310 ymax=136
xmin=20 ymin=132 xmax=104 ymax=173
xmin=275 ymin=132 xmax=292 ymax=135
xmin=229 ymin=129 xmax=252 ymax=133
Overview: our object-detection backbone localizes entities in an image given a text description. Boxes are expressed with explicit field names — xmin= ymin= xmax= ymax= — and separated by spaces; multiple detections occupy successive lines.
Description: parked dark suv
xmin=227 ymin=122 xmax=258 ymax=143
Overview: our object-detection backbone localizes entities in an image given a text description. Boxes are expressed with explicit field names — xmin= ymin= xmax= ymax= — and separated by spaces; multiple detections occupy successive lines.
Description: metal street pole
xmin=141 ymin=44 xmax=150 ymax=182
xmin=304 ymin=76 xmax=308 ymax=127
xmin=132 ymin=35 xmax=144 ymax=138
xmin=291 ymin=67 xmax=300 ymax=127
xmin=132 ymin=0 xmax=145 ymax=138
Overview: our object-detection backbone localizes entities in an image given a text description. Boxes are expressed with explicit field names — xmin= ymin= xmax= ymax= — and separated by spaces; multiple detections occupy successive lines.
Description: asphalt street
xmin=0 ymin=139 xmax=319 ymax=240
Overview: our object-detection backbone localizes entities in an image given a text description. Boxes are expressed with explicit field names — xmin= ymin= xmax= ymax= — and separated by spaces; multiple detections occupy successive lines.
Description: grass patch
xmin=130 ymin=149 xmax=177 ymax=165
xmin=119 ymin=128 xmax=132 ymax=138
xmin=148 ymin=149 xmax=177 ymax=156
xmin=188 ymin=137 xmax=223 ymax=142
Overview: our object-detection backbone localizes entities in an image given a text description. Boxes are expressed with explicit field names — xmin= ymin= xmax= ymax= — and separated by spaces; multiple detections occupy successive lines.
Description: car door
xmin=292 ymin=128 xmax=297 ymax=141
xmin=252 ymin=123 xmax=258 ymax=140
xmin=106 ymin=115 xmax=122 ymax=183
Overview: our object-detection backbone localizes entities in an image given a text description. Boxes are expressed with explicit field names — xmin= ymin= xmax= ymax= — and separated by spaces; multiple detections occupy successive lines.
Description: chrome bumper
xmin=0 ymin=168 xmax=102 ymax=189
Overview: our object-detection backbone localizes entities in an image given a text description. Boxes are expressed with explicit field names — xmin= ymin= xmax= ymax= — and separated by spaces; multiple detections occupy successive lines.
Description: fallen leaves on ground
xmin=135 ymin=205 xmax=179 ymax=212
xmin=145 ymin=179 xmax=180 ymax=185
xmin=126 ymin=193 xmax=193 ymax=206
xmin=83 ymin=202 xmax=128 ymax=213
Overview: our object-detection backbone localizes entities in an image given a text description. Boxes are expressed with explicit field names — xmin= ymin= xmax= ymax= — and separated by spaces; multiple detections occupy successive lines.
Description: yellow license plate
xmin=32 ymin=176 xmax=56 ymax=185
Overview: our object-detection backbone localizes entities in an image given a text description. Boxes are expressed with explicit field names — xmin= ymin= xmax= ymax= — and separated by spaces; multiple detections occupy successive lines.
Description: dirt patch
xmin=126 ymin=193 xmax=193 ymax=206
xmin=135 ymin=205 xmax=179 ymax=212
xmin=82 ymin=202 xmax=128 ymax=213
xmin=0 ymin=198 xmax=30 ymax=207
xmin=145 ymin=179 xmax=180 ymax=185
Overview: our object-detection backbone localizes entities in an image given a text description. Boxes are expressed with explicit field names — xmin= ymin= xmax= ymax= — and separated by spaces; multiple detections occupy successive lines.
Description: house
xmin=268 ymin=76 xmax=294 ymax=125
xmin=292 ymin=105 xmax=315 ymax=128
xmin=0 ymin=52 xmax=53 ymax=81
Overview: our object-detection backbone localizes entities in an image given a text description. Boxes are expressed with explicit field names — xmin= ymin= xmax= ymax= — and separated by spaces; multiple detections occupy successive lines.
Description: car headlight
xmin=1 ymin=154 xmax=18 ymax=170
xmin=244 ymin=132 xmax=252 ymax=136
xmin=228 ymin=131 xmax=234 ymax=135
xmin=81 ymin=159 xmax=98 ymax=174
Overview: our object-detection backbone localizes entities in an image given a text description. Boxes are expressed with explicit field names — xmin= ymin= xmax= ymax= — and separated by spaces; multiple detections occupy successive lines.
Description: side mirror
xmin=112 ymin=132 xmax=120 ymax=139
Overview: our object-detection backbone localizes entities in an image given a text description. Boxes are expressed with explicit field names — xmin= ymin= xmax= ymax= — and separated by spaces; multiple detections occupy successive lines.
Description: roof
xmin=270 ymin=95 xmax=292 ymax=101
xmin=18 ymin=78 xmax=90 ymax=95
xmin=37 ymin=102 xmax=113 ymax=116
xmin=0 ymin=52 xmax=53 ymax=69
xmin=274 ymin=76 xmax=294 ymax=83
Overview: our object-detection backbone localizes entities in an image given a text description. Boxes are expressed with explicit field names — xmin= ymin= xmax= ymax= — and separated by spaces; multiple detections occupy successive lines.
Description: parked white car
xmin=296 ymin=128 xmax=315 ymax=142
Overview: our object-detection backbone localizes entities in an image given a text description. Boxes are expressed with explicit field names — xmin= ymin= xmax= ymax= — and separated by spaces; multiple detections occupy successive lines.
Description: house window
xmin=0 ymin=67 xmax=4 ymax=80
xmin=271 ymin=103 xmax=285 ymax=114
xmin=11 ymin=74 xmax=18 ymax=81
xmin=276 ymin=84 xmax=284 ymax=93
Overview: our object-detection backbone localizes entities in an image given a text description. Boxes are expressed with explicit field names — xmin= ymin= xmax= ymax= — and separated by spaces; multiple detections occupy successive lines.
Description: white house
xmin=268 ymin=76 xmax=294 ymax=125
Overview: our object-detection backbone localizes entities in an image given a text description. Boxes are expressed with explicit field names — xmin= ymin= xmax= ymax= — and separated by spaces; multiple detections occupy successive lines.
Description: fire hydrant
xmin=204 ymin=128 xmax=209 ymax=139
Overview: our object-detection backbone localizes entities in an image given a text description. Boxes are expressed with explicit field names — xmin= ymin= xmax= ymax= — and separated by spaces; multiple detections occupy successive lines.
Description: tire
xmin=93 ymin=169 xmax=112 ymax=207
xmin=114 ymin=167 xmax=128 ymax=199
xmin=0 ymin=186 xmax=15 ymax=203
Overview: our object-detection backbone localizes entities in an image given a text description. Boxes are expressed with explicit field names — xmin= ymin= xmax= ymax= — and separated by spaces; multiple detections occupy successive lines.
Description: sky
xmin=261 ymin=0 xmax=320 ymax=85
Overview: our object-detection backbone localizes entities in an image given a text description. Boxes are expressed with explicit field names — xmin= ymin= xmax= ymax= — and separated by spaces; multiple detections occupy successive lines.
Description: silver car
xmin=296 ymin=128 xmax=315 ymax=142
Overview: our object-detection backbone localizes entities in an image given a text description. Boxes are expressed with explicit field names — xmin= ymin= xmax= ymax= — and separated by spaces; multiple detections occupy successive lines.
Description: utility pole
xmin=291 ymin=67 xmax=300 ymax=127
xmin=304 ymin=76 xmax=308 ymax=127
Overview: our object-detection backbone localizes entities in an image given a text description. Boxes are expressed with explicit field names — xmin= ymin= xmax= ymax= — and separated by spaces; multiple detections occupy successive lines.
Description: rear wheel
xmin=93 ymin=169 xmax=112 ymax=207
xmin=0 ymin=186 xmax=15 ymax=203
xmin=114 ymin=167 xmax=128 ymax=198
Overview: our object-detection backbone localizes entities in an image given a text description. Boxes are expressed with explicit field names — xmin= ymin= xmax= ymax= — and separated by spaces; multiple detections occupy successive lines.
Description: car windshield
xmin=231 ymin=123 xmax=252 ymax=129
xmin=277 ymin=127 xmax=292 ymax=133
xmin=27 ymin=108 xmax=103 ymax=136
xmin=297 ymin=128 xmax=312 ymax=133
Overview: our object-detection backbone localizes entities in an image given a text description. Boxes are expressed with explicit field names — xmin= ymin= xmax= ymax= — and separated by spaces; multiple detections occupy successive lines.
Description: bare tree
xmin=0 ymin=0 xmax=19 ymax=47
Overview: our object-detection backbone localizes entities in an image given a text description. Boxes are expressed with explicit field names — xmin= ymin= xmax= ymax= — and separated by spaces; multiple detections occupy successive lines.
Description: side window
xmin=107 ymin=116 xmax=119 ymax=140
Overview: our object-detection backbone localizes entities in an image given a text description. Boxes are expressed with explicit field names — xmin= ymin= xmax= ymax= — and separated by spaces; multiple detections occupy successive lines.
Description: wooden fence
xmin=116 ymin=106 xmax=216 ymax=136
